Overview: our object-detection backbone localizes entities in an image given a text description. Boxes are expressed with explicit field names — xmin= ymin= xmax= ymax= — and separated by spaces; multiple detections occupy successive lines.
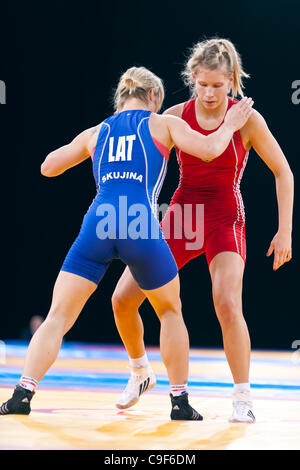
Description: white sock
xmin=129 ymin=353 xmax=149 ymax=369
xmin=171 ymin=384 xmax=187 ymax=397
xmin=233 ymin=382 xmax=251 ymax=394
xmin=19 ymin=376 xmax=38 ymax=392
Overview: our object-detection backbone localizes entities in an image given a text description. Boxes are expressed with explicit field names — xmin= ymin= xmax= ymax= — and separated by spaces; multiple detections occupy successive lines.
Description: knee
xmin=156 ymin=298 xmax=182 ymax=320
xmin=213 ymin=292 xmax=241 ymax=325
xmin=41 ymin=313 xmax=65 ymax=338
xmin=46 ymin=304 xmax=73 ymax=334
xmin=111 ymin=290 xmax=138 ymax=318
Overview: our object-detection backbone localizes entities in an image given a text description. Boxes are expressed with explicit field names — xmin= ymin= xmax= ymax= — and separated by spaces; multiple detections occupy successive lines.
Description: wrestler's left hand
xmin=266 ymin=231 xmax=292 ymax=270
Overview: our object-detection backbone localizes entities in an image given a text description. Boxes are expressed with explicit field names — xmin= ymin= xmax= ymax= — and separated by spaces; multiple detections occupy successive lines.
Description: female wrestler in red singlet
xmin=111 ymin=38 xmax=294 ymax=422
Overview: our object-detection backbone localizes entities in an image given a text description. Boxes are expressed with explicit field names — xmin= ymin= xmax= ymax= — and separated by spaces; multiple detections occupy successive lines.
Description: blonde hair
xmin=182 ymin=38 xmax=250 ymax=98
xmin=114 ymin=66 xmax=165 ymax=112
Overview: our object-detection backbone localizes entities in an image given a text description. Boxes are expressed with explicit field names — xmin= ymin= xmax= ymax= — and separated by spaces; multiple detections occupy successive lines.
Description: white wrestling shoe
xmin=229 ymin=391 xmax=256 ymax=423
xmin=116 ymin=365 xmax=156 ymax=409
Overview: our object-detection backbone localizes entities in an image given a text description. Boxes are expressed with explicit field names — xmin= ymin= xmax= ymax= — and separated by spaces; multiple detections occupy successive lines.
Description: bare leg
xmin=141 ymin=274 xmax=189 ymax=385
xmin=112 ymin=266 xmax=146 ymax=359
xmin=113 ymin=268 xmax=189 ymax=383
xmin=22 ymin=271 xmax=97 ymax=382
xmin=209 ymin=252 xmax=251 ymax=384
xmin=114 ymin=272 xmax=201 ymax=419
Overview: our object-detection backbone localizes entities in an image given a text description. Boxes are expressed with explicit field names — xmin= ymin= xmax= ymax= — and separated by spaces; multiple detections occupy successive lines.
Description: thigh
xmin=119 ymin=236 xmax=178 ymax=291
xmin=61 ymin=201 xmax=114 ymax=285
xmin=161 ymin=201 xmax=205 ymax=269
xmin=141 ymin=274 xmax=181 ymax=319
xmin=205 ymin=223 xmax=246 ymax=267
xmin=209 ymin=251 xmax=244 ymax=302
xmin=48 ymin=271 xmax=97 ymax=330
xmin=61 ymin=244 xmax=110 ymax=285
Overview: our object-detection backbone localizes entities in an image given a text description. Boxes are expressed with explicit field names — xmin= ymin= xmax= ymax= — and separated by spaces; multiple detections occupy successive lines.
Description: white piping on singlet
xmin=137 ymin=116 xmax=167 ymax=215
xmin=237 ymin=150 xmax=249 ymax=256
xmin=137 ymin=117 xmax=152 ymax=209
xmin=152 ymin=156 xmax=167 ymax=216
xmin=97 ymin=122 xmax=111 ymax=190
xmin=231 ymin=137 xmax=249 ymax=257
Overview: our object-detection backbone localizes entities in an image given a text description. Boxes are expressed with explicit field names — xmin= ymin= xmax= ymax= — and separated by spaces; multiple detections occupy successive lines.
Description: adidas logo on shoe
xmin=0 ymin=385 xmax=34 ymax=415
xmin=247 ymin=410 xmax=255 ymax=420
xmin=116 ymin=367 xmax=156 ymax=409
xmin=170 ymin=393 xmax=203 ymax=421
xmin=230 ymin=392 xmax=256 ymax=423
xmin=139 ymin=377 xmax=150 ymax=396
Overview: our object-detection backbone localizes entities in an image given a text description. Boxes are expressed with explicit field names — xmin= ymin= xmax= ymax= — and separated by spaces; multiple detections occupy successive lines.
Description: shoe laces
xmin=232 ymin=392 xmax=253 ymax=415
xmin=234 ymin=401 xmax=251 ymax=417
xmin=122 ymin=366 xmax=149 ymax=394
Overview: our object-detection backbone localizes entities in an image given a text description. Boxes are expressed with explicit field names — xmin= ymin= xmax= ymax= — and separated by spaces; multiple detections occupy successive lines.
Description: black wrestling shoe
xmin=170 ymin=392 xmax=203 ymax=421
xmin=0 ymin=385 xmax=35 ymax=415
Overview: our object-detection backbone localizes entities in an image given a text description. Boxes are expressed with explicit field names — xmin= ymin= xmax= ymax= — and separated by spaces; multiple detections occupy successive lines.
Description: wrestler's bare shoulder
xmin=162 ymin=102 xmax=185 ymax=118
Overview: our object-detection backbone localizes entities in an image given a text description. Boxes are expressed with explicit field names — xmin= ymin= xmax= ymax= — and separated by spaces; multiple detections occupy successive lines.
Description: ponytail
xmin=114 ymin=66 xmax=165 ymax=112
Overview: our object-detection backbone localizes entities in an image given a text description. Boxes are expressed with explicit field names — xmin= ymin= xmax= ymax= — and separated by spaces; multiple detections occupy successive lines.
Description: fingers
xmin=245 ymin=103 xmax=254 ymax=119
xmin=273 ymin=251 xmax=281 ymax=270
xmin=224 ymin=96 xmax=254 ymax=131
xmin=233 ymin=97 xmax=254 ymax=126
xmin=238 ymin=97 xmax=253 ymax=109
xmin=273 ymin=249 xmax=292 ymax=270
xmin=267 ymin=233 xmax=292 ymax=271
xmin=240 ymin=97 xmax=252 ymax=106
xmin=239 ymin=97 xmax=254 ymax=116
xmin=266 ymin=243 xmax=274 ymax=257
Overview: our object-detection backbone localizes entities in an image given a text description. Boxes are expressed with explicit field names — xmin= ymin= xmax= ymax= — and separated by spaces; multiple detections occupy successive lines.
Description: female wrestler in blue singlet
xmin=0 ymin=67 xmax=253 ymax=419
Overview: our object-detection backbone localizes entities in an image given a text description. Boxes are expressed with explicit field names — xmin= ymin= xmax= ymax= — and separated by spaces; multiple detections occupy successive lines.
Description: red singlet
xmin=161 ymin=97 xmax=249 ymax=268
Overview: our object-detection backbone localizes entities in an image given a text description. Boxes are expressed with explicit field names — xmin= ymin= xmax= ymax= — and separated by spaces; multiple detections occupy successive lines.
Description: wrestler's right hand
xmin=224 ymin=97 xmax=254 ymax=131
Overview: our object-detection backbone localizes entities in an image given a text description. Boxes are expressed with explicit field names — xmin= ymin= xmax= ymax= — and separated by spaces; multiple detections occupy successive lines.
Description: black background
xmin=0 ymin=0 xmax=299 ymax=349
